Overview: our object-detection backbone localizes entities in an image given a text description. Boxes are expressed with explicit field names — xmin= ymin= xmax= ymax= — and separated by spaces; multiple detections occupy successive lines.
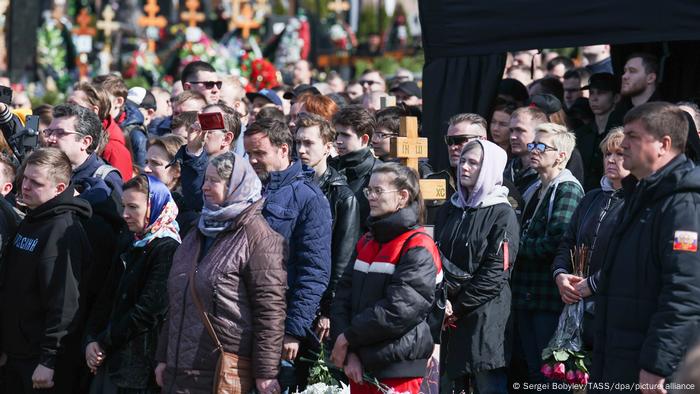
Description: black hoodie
xmin=0 ymin=187 xmax=92 ymax=368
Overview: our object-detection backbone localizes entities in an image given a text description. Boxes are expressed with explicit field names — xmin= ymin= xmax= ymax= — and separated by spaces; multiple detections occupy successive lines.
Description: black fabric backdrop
xmin=419 ymin=0 xmax=700 ymax=172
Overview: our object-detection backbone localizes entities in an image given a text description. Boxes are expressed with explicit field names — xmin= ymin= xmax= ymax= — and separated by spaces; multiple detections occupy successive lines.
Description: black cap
xmin=528 ymin=93 xmax=562 ymax=115
xmin=389 ymin=81 xmax=422 ymax=99
xmin=581 ymin=73 xmax=620 ymax=93
xmin=283 ymin=84 xmax=321 ymax=100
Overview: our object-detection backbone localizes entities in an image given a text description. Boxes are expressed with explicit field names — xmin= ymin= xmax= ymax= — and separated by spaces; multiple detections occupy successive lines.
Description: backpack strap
xmin=94 ymin=164 xmax=120 ymax=181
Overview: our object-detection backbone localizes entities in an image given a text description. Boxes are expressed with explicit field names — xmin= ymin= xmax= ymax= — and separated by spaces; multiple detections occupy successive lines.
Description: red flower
xmin=540 ymin=364 xmax=553 ymax=379
xmin=552 ymin=363 xmax=566 ymax=381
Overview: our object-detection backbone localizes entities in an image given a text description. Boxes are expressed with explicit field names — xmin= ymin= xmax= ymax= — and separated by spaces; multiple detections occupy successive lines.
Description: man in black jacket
xmin=0 ymin=148 xmax=92 ymax=393
xmin=593 ymin=102 xmax=700 ymax=393
xmin=330 ymin=105 xmax=378 ymax=230
xmin=294 ymin=113 xmax=361 ymax=342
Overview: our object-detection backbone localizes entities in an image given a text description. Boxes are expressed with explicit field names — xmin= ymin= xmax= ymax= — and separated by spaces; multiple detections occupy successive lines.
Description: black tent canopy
xmin=419 ymin=0 xmax=700 ymax=171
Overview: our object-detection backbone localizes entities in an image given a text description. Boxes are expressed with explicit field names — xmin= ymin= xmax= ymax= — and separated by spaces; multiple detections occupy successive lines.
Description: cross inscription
xmin=389 ymin=117 xmax=447 ymax=200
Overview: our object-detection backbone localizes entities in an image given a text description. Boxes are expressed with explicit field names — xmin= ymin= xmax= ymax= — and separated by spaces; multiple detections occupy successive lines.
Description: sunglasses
xmin=359 ymin=80 xmax=379 ymax=86
xmin=527 ymin=142 xmax=558 ymax=153
xmin=444 ymin=135 xmax=481 ymax=146
xmin=189 ymin=81 xmax=223 ymax=90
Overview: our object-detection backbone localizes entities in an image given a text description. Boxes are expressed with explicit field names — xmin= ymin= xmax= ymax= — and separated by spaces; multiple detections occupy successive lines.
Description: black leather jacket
xmin=317 ymin=166 xmax=361 ymax=316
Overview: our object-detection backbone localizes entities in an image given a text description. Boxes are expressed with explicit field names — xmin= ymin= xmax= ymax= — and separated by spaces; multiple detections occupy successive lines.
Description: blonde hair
xmin=599 ymin=127 xmax=625 ymax=154
xmin=534 ymin=122 xmax=576 ymax=168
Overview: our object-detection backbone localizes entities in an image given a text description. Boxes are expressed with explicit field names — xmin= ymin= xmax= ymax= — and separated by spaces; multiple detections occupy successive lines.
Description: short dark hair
xmin=245 ymin=117 xmax=293 ymax=149
xmin=52 ymin=104 xmax=104 ymax=154
xmin=296 ymin=112 xmax=336 ymax=144
xmin=332 ymin=105 xmax=376 ymax=139
xmin=626 ymin=52 xmax=659 ymax=76
xmin=375 ymin=106 xmax=406 ymax=136
xmin=33 ymin=104 xmax=54 ymax=127
xmin=202 ymin=103 xmax=242 ymax=138
xmin=563 ymin=69 xmax=581 ymax=81
xmin=256 ymin=107 xmax=286 ymax=123
xmin=534 ymin=77 xmax=565 ymax=104
xmin=547 ymin=56 xmax=575 ymax=72
xmin=181 ymin=61 xmax=216 ymax=83
xmin=24 ymin=147 xmax=72 ymax=185
xmin=624 ymin=102 xmax=688 ymax=152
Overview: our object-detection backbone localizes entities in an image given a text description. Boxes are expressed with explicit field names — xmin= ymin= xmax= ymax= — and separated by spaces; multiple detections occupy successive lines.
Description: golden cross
xmin=73 ymin=8 xmax=97 ymax=37
xmin=328 ymin=0 xmax=350 ymax=15
xmin=389 ymin=117 xmax=447 ymax=200
xmin=181 ymin=0 xmax=206 ymax=28
xmin=97 ymin=6 xmax=120 ymax=43
xmin=234 ymin=2 xmax=260 ymax=39
xmin=227 ymin=0 xmax=241 ymax=32
xmin=139 ymin=0 xmax=167 ymax=53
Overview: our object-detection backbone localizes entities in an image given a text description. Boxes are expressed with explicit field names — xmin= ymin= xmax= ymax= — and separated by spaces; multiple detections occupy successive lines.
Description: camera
xmin=8 ymin=114 xmax=40 ymax=162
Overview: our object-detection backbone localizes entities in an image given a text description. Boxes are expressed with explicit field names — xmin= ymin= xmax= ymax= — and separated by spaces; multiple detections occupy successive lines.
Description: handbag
xmin=441 ymin=255 xmax=473 ymax=298
xmin=189 ymin=260 xmax=253 ymax=394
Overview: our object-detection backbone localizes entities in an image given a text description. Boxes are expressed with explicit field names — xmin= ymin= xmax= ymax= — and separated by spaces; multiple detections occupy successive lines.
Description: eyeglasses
xmin=372 ymin=131 xmax=398 ymax=141
xmin=444 ymin=135 xmax=481 ymax=146
xmin=527 ymin=142 xmax=558 ymax=153
xmin=44 ymin=128 xmax=84 ymax=138
xmin=363 ymin=187 xmax=400 ymax=198
xmin=359 ymin=80 xmax=380 ymax=87
xmin=188 ymin=81 xmax=223 ymax=90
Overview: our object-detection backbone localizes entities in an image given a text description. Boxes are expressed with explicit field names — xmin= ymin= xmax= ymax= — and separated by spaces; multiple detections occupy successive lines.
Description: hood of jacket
xmin=600 ymin=176 xmax=617 ymax=192
xmin=453 ymin=140 xmax=511 ymax=209
xmin=25 ymin=186 xmax=92 ymax=223
xmin=366 ymin=202 xmax=420 ymax=243
xmin=265 ymin=160 xmax=315 ymax=192
xmin=120 ymin=101 xmax=145 ymax=129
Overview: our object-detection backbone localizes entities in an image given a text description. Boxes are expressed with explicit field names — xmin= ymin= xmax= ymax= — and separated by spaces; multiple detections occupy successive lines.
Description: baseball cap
xmin=581 ymin=73 xmax=620 ymax=93
xmin=528 ymin=93 xmax=562 ymax=115
xmin=283 ymin=84 xmax=321 ymax=100
xmin=390 ymin=81 xmax=422 ymax=99
xmin=246 ymin=88 xmax=283 ymax=106
xmin=127 ymin=87 xmax=157 ymax=110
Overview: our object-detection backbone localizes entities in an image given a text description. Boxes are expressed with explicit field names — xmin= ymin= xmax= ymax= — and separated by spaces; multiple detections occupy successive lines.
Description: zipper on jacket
xmin=448 ymin=210 xmax=469 ymax=261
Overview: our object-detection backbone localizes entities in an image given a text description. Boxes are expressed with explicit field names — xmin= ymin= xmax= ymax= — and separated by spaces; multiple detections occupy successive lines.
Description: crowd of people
xmin=0 ymin=45 xmax=699 ymax=394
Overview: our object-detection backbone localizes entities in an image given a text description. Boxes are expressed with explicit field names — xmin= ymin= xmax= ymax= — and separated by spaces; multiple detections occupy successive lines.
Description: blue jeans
xmin=514 ymin=310 xmax=562 ymax=386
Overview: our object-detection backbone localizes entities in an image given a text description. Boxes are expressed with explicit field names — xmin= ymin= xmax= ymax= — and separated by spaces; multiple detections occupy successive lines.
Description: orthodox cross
xmin=181 ymin=0 xmax=206 ymax=28
xmin=389 ymin=117 xmax=447 ymax=201
xmin=233 ymin=2 xmax=260 ymax=39
xmin=72 ymin=8 xmax=97 ymax=79
xmin=138 ymin=0 xmax=167 ymax=53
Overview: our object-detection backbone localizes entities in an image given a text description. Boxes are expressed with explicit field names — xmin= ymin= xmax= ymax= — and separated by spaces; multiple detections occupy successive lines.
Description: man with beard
xmin=617 ymin=53 xmax=661 ymax=114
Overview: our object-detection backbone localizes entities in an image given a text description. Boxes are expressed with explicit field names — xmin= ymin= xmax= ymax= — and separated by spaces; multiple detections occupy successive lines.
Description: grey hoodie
xmin=451 ymin=140 xmax=511 ymax=209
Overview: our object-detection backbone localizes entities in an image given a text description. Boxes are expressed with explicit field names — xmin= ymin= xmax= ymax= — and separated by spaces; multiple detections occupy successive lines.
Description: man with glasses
xmin=504 ymin=107 xmax=549 ymax=210
xmin=358 ymin=69 xmax=386 ymax=94
xmin=177 ymin=103 xmax=241 ymax=212
xmin=181 ymin=60 xmax=221 ymax=104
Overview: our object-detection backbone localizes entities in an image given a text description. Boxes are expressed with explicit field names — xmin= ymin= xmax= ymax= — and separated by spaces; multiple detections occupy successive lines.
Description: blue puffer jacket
xmin=262 ymin=160 xmax=333 ymax=339
xmin=119 ymin=102 xmax=148 ymax=169
xmin=72 ymin=153 xmax=123 ymax=201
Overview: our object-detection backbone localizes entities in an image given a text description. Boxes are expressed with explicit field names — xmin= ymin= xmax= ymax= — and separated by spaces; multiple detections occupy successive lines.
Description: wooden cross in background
xmin=328 ymin=0 xmax=350 ymax=17
xmin=181 ymin=0 xmax=206 ymax=28
xmin=138 ymin=0 xmax=167 ymax=53
xmin=234 ymin=2 xmax=260 ymax=39
xmin=254 ymin=0 xmax=271 ymax=17
xmin=73 ymin=8 xmax=97 ymax=80
xmin=96 ymin=6 xmax=120 ymax=73
xmin=389 ymin=117 xmax=447 ymax=201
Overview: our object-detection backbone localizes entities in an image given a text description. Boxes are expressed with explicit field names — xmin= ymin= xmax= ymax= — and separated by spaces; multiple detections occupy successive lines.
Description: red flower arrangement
xmin=241 ymin=54 xmax=280 ymax=92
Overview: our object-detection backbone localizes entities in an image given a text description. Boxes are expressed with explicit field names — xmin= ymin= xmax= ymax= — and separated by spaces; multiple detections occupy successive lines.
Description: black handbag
xmin=441 ymin=254 xmax=473 ymax=298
